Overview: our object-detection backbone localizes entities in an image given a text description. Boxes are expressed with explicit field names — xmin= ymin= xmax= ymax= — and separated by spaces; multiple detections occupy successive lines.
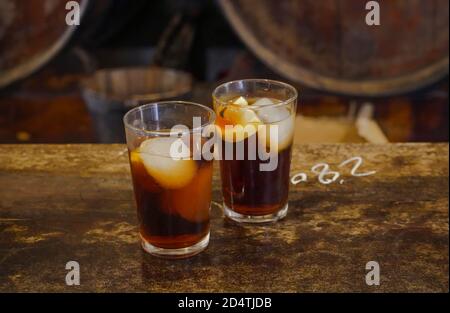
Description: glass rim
xmin=123 ymin=101 xmax=216 ymax=136
xmin=212 ymin=78 xmax=298 ymax=109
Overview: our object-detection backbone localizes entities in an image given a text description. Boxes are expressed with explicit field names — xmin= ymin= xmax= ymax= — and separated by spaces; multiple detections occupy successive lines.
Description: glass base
xmin=141 ymin=232 xmax=209 ymax=259
xmin=223 ymin=203 xmax=288 ymax=224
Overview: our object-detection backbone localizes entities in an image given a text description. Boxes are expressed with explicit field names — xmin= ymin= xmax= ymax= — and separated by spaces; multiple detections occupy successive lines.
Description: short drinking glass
xmin=124 ymin=101 xmax=216 ymax=258
xmin=213 ymin=79 xmax=298 ymax=223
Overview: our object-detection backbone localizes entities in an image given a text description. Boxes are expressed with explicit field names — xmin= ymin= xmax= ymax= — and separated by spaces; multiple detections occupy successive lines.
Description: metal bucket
xmin=81 ymin=66 xmax=192 ymax=143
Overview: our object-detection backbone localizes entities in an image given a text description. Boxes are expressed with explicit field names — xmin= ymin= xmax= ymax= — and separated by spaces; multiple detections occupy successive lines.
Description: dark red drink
xmin=213 ymin=89 xmax=297 ymax=223
xmin=129 ymin=145 xmax=212 ymax=249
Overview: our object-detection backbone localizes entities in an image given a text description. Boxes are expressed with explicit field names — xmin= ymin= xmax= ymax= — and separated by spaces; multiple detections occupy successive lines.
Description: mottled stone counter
xmin=0 ymin=144 xmax=448 ymax=292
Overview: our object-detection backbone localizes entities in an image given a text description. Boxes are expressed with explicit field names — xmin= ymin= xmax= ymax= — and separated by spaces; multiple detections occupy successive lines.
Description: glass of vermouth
xmin=213 ymin=79 xmax=298 ymax=223
xmin=124 ymin=101 xmax=216 ymax=258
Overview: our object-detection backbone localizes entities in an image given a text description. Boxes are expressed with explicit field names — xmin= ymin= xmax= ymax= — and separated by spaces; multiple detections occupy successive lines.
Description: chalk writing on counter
xmin=291 ymin=156 xmax=377 ymax=185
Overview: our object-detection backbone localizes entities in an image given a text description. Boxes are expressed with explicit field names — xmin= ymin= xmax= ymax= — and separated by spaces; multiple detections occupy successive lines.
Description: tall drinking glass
xmin=124 ymin=101 xmax=216 ymax=258
xmin=213 ymin=79 xmax=298 ymax=223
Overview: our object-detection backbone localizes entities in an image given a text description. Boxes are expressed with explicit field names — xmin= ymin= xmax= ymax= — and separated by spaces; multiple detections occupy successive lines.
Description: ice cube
xmin=163 ymin=165 xmax=211 ymax=222
xmin=130 ymin=150 xmax=162 ymax=192
xmin=223 ymin=104 xmax=261 ymax=125
xmin=239 ymin=109 xmax=261 ymax=124
xmin=258 ymin=114 xmax=295 ymax=152
xmin=220 ymin=106 xmax=261 ymax=142
xmin=252 ymin=97 xmax=275 ymax=107
xmin=233 ymin=96 xmax=248 ymax=106
xmin=138 ymin=138 xmax=197 ymax=189
xmin=256 ymin=106 xmax=290 ymax=124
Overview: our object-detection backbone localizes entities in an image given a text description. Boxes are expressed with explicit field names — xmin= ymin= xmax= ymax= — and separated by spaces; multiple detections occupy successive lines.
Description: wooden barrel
xmin=0 ymin=0 xmax=91 ymax=88
xmin=0 ymin=0 xmax=148 ymax=89
xmin=220 ymin=0 xmax=449 ymax=96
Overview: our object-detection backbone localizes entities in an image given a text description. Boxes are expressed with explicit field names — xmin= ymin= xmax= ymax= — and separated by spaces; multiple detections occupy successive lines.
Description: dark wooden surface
xmin=0 ymin=144 xmax=448 ymax=292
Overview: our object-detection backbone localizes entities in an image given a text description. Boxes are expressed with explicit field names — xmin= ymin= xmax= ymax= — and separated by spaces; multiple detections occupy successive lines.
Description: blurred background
xmin=0 ymin=0 xmax=448 ymax=144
